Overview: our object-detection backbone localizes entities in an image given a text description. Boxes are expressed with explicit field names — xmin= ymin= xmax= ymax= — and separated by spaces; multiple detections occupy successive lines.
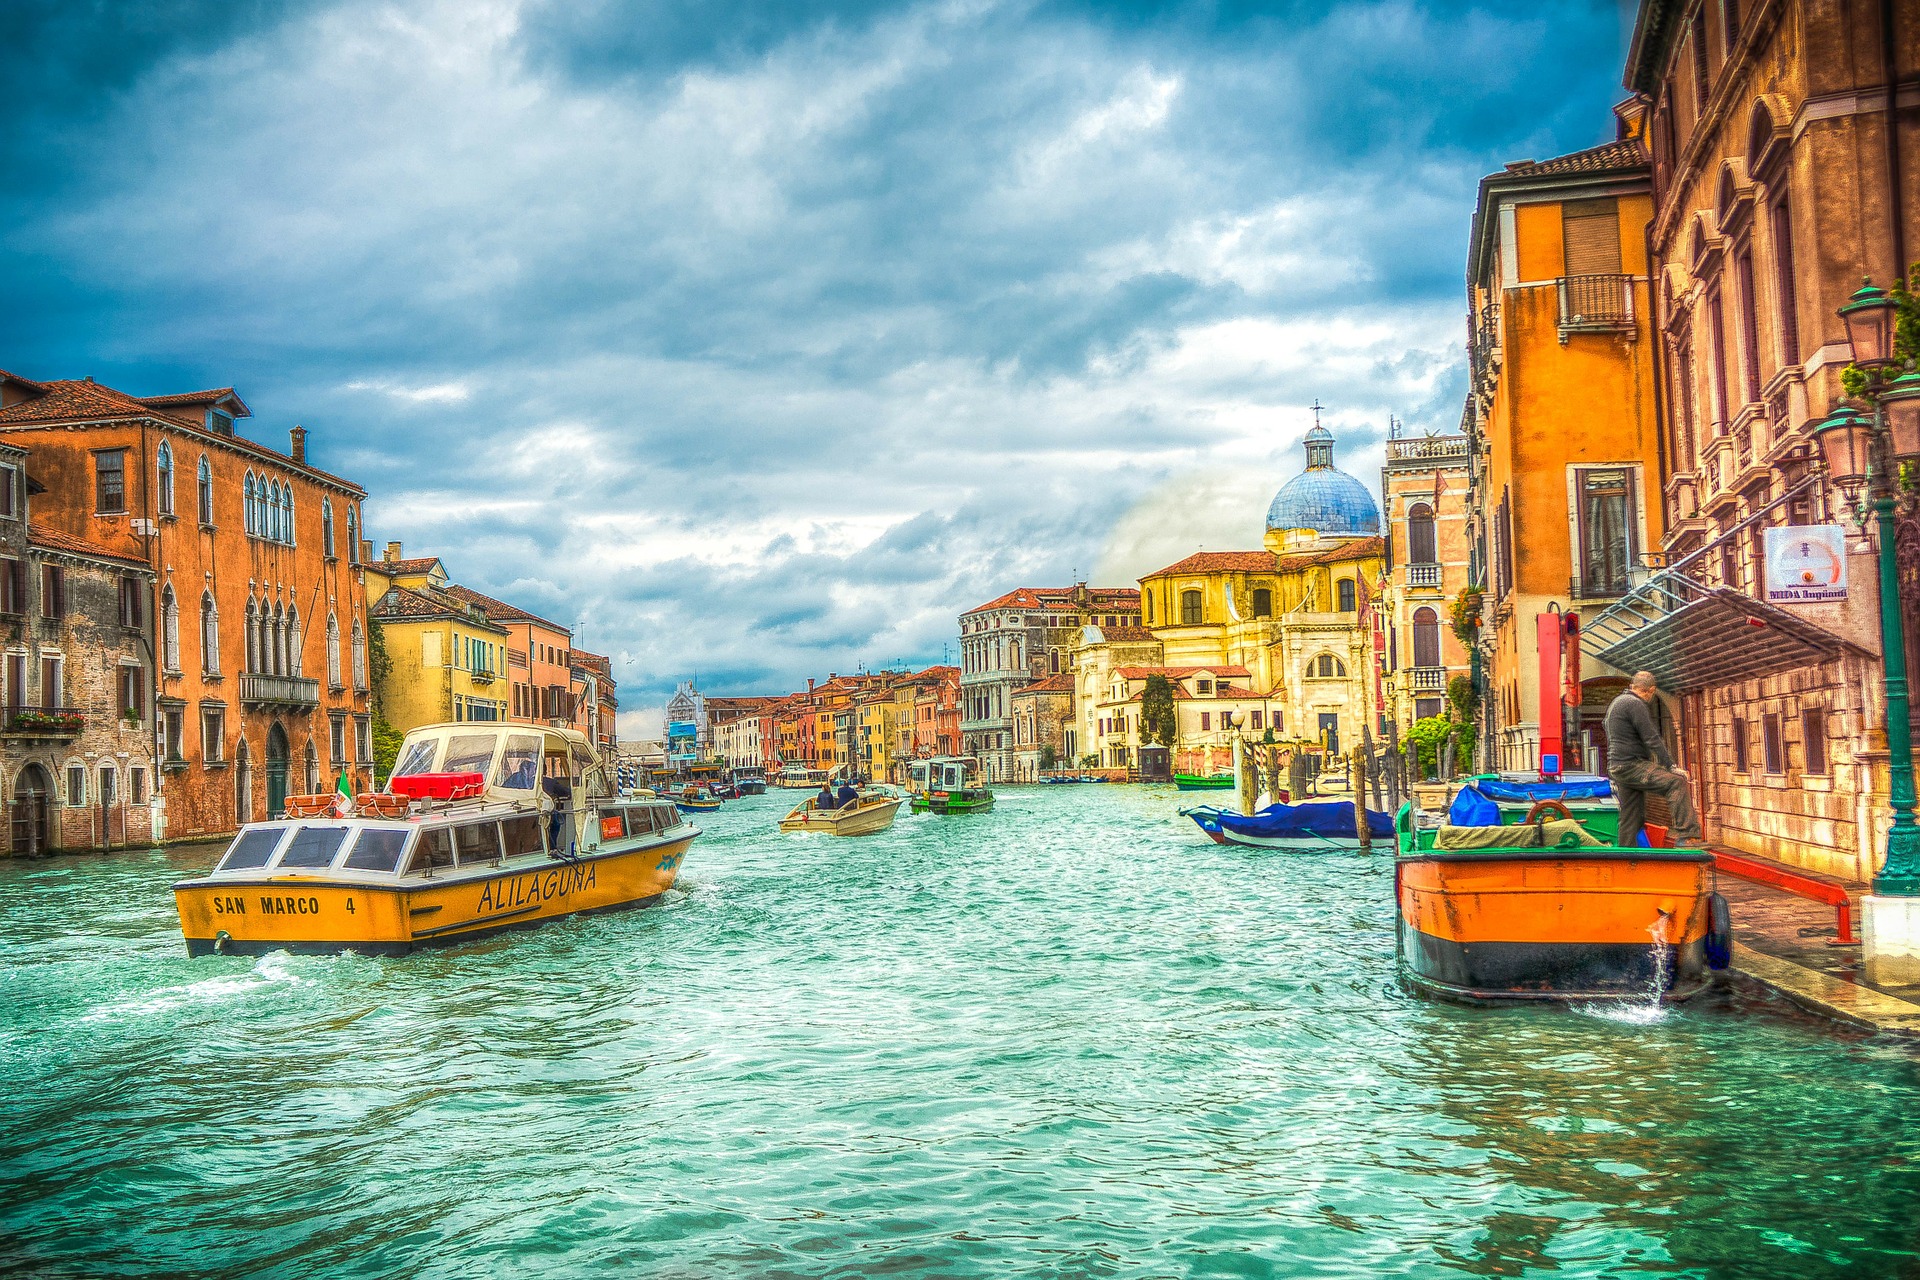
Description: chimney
xmin=385 ymin=540 xmax=402 ymax=563
xmin=360 ymin=539 xmax=373 ymax=563
xmin=807 ymin=679 xmax=815 ymax=694
xmin=289 ymin=425 xmax=308 ymax=464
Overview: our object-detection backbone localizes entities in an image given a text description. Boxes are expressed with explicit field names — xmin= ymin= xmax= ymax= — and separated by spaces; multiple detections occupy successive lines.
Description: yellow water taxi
xmin=173 ymin=723 xmax=697 ymax=957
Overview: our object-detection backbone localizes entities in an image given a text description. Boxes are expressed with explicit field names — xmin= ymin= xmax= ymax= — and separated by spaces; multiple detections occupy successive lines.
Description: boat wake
xmin=1574 ymin=912 xmax=1673 ymax=1025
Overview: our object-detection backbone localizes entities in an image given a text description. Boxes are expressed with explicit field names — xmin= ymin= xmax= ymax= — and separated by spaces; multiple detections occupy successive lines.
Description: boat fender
xmin=214 ymin=930 xmax=233 ymax=955
xmin=1705 ymin=892 xmax=1733 ymax=970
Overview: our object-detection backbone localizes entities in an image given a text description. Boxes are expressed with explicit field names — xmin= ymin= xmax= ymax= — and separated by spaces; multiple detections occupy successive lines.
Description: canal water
xmin=4 ymin=787 xmax=1918 ymax=1278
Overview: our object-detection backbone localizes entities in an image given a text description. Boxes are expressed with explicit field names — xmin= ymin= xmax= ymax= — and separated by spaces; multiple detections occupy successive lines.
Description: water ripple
xmin=1 ymin=789 xmax=1916 ymax=1278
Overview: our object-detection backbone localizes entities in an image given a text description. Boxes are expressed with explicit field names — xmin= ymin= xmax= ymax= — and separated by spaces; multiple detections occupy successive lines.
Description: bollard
xmin=1351 ymin=746 xmax=1371 ymax=852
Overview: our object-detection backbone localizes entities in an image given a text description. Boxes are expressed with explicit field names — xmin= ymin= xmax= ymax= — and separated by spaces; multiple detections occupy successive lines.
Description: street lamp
xmin=1823 ymin=280 xmax=1920 ymax=895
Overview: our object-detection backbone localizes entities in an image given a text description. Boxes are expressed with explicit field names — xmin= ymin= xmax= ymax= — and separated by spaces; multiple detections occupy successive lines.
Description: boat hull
xmin=1173 ymin=775 xmax=1234 ymax=790
xmin=910 ymin=791 xmax=995 ymax=814
xmin=1395 ymin=850 xmax=1715 ymax=1003
xmin=174 ymin=835 xmax=694 ymax=957
xmin=778 ymin=797 xmax=904 ymax=836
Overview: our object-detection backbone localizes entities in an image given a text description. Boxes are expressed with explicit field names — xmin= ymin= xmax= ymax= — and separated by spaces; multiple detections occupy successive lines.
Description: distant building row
xmin=703 ymin=667 xmax=962 ymax=784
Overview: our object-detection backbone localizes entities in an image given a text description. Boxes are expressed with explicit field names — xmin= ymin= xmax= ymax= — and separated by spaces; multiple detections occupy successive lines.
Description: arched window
xmin=197 ymin=456 xmax=213 ymax=525
xmin=201 ymin=593 xmax=220 ymax=674
xmin=243 ymin=473 xmax=258 ymax=534
xmin=269 ymin=481 xmax=284 ymax=542
xmin=286 ymin=606 xmax=302 ymax=677
xmin=1251 ymin=587 xmax=1272 ymax=618
xmin=244 ymin=599 xmax=260 ymax=673
xmin=1049 ymin=649 xmax=1060 ymax=675
xmin=155 ymin=442 xmax=174 ymax=517
xmin=283 ymin=487 xmax=295 ymax=545
xmin=1144 ymin=594 xmax=1153 ymax=625
xmin=304 ymin=740 xmax=319 ymax=795
xmin=351 ymin=619 xmax=368 ymax=690
xmin=271 ymin=603 xmax=286 ymax=675
xmin=326 ymin=614 xmax=341 ymax=688
xmin=160 ymin=585 xmax=179 ymax=672
xmin=1010 ymin=640 xmax=1021 ymax=671
xmin=1311 ymin=653 xmax=1347 ymax=678
xmin=346 ymin=508 xmax=360 ymax=564
xmin=1337 ymin=579 xmax=1357 ymax=612
xmin=1180 ymin=589 xmax=1202 ymax=625
xmin=1413 ymin=606 xmax=1441 ymax=668
xmin=1407 ymin=502 xmax=1436 ymax=564
xmin=322 ymin=499 xmax=335 ymax=558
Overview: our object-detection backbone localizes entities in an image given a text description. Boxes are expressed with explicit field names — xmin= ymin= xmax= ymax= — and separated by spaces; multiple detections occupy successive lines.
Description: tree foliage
xmin=1446 ymin=674 xmax=1478 ymax=722
xmin=1449 ymin=588 xmax=1483 ymax=647
xmin=1404 ymin=715 xmax=1470 ymax=778
xmin=1140 ymin=674 xmax=1178 ymax=747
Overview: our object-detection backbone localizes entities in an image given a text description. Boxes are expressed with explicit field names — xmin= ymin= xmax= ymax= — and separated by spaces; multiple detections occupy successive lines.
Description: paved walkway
xmin=1717 ymin=854 xmax=1920 ymax=1038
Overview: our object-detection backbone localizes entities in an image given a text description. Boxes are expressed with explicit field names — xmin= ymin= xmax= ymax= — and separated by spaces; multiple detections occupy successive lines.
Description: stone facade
xmin=0 ymin=442 xmax=159 ymax=854
xmin=960 ymin=585 xmax=1140 ymax=782
xmin=1010 ymin=673 xmax=1075 ymax=779
xmin=1618 ymin=0 xmax=1920 ymax=878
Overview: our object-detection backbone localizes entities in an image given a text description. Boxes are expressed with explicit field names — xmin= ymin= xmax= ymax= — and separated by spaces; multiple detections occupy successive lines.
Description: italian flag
xmin=333 ymin=771 xmax=353 ymax=817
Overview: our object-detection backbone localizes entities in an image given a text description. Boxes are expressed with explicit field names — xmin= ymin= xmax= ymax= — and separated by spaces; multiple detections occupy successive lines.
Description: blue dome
xmin=1265 ymin=427 xmax=1381 ymax=536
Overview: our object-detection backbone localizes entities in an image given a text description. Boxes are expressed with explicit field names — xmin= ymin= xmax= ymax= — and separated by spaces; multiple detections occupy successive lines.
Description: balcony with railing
xmin=1407 ymin=562 xmax=1442 ymax=589
xmin=1556 ymin=274 xmax=1635 ymax=338
xmin=1387 ymin=436 xmax=1469 ymax=465
xmin=240 ymin=673 xmax=321 ymax=708
xmin=1408 ymin=667 xmax=1447 ymax=692
xmin=0 ymin=705 xmax=85 ymax=739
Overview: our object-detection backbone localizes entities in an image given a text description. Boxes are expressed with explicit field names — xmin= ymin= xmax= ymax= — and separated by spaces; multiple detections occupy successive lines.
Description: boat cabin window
xmin=393 ymin=739 xmax=439 ymax=778
xmin=218 ymin=827 xmax=286 ymax=871
xmin=408 ymin=828 xmax=455 ymax=875
xmin=501 ymin=814 xmax=544 ymax=857
xmin=277 ymin=825 xmax=352 ymax=869
xmin=443 ymin=734 xmax=497 ymax=777
xmin=455 ymin=821 xmax=501 ymax=867
xmin=496 ymin=735 xmax=542 ymax=790
xmin=343 ymin=828 xmax=411 ymax=873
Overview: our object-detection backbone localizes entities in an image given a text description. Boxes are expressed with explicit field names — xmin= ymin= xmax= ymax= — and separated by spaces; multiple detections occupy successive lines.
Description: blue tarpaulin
xmin=1474 ymin=777 xmax=1612 ymax=802
xmin=1448 ymin=785 xmax=1502 ymax=827
xmin=1195 ymin=800 xmax=1394 ymax=841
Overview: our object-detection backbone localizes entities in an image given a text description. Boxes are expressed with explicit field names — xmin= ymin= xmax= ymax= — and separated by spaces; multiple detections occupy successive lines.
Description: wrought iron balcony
xmin=1557 ymin=274 xmax=1635 ymax=336
xmin=1407 ymin=563 xmax=1442 ymax=589
xmin=240 ymin=673 xmax=321 ymax=708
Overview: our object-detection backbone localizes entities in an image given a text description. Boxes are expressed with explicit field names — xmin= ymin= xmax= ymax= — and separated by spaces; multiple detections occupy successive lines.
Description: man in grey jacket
xmin=1604 ymin=671 xmax=1704 ymax=848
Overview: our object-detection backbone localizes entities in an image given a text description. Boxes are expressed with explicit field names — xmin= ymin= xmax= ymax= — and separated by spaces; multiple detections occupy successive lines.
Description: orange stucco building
xmin=1464 ymin=118 xmax=1667 ymax=773
xmin=0 ymin=373 xmax=373 ymax=839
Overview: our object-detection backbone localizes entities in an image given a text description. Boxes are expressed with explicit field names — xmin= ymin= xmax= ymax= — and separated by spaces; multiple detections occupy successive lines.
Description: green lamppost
xmin=1815 ymin=281 xmax=1920 ymax=894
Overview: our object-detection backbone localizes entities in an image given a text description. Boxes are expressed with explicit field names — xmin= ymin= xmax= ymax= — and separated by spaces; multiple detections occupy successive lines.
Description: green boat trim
xmin=911 ymin=788 xmax=996 ymax=814
xmin=1172 ymin=773 xmax=1235 ymax=790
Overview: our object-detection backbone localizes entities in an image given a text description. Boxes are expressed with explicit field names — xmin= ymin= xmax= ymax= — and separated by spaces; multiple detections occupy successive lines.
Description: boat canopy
xmin=910 ymin=757 xmax=978 ymax=790
xmin=389 ymin=722 xmax=611 ymax=803
xmin=1473 ymin=776 xmax=1613 ymax=803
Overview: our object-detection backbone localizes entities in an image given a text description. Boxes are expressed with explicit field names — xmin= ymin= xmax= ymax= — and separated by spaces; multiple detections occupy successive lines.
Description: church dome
xmin=1264 ymin=425 xmax=1381 ymax=537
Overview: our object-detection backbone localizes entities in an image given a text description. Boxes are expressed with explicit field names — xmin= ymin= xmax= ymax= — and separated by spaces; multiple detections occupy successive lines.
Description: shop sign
xmin=1763 ymin=525 xmax=1848 ymax=604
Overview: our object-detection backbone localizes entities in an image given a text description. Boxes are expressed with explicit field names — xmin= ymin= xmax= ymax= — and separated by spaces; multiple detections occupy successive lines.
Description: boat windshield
xmin=217 ymin=827 xmax=286 ymax=871
xmin=342 ymin=828 xmax=412 ymax=873
xmin=276 ymin=825 xmax=353 ymax=869
xmin=392 ymin=739 xmax=439 ymax=778
xmin=496 ymin=735 xmax=542 ymax=790
xmin=442 ymin=734 xmax=498 ymax=777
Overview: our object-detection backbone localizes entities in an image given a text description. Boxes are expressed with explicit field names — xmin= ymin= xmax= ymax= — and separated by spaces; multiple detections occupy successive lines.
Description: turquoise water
xmin=3 ymin=786 xmax=1918 ymax=1279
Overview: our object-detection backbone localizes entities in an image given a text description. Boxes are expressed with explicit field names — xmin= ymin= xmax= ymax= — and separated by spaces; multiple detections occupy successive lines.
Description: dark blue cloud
xmin=0 ymin=0 xmax=1631 ymax=718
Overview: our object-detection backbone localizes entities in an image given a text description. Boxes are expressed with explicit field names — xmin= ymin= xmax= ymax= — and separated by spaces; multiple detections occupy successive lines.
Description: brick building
xmin=1010 ymin=673 xmax=1075 ymax=779
xmin=0 ymin=372 xmax=372 ymax=839
xmin=1377 ymin=429 xmax=1473 ymax=736
xmin=1583 ymin=0 xmax=1920 ymax=881
xmin=0 ymin=438 xmax=160 ymax=853
xmin=570 ymin=650 xmax=618 ymax=755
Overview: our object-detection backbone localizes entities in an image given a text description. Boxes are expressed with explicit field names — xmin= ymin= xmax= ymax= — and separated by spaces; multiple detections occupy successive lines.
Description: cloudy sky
xmin=1 ymin=0 xmax=1631 ymax=733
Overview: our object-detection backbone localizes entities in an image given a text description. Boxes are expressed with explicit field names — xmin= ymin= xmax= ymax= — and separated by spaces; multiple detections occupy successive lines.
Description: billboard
xmin=1763 ymin=525 xmax=1848 ymax=604
xmin=667 ymin=720 xmax=698 ymax=740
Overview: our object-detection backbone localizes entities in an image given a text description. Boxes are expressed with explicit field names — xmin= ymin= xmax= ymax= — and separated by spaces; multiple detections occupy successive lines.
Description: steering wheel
xmin=1524 ymin=799 xmax=1573 ymax=825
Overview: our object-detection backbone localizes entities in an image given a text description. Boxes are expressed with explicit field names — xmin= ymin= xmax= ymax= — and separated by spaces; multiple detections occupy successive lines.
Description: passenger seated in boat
xmin=816 ymin=783 xmax=838 ymax=811
xmin=544 ymin=776 xmax=572 ymax=847
xmin=835 ymin=781 xmax=859 ymax=809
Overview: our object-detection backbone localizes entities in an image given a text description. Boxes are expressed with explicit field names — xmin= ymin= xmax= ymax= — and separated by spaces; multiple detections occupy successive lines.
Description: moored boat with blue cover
xmin=1183 ymin=800 xmax=1393 ymax=851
